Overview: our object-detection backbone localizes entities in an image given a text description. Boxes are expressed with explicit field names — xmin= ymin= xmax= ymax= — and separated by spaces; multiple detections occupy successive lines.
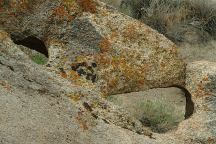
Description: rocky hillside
xmin=0 ymin=0 xmax=215 ymax=143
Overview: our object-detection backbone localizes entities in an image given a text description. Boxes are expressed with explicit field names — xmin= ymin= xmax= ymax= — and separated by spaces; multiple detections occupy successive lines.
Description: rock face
xmin=0 ymin=0 xmax=185 ymax=95
xmin=179 ymin=61 xmax=216 ymax=143
xmin=67 ymin=10 xmax=185 ymax=95
xmin=0 ymin=31 xmax=154 ymax=143
xmin=0 ymin=31 xmax=215 ymax=143
xmin=0 ymin=0 xmax=215 ymax=144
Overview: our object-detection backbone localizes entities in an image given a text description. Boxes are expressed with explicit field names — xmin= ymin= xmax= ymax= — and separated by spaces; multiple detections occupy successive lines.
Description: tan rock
xmin=174 ymin=61 xmax=216 ymax=143
xmin=0 ymin=0 xmax=185 ymax=96
xmin=0 ymin=31 xmax=154 ymax=143
xmin=1 ymin=1 xmax=215 ymax=144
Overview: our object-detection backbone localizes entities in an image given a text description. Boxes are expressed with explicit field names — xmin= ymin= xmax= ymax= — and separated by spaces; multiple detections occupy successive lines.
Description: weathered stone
xmin=0 ymin=31 xmax=154 ymax=143
xmin=174 ymin=61 xmax=216 ymax=143
xmin=1 ymin=25 xmax=214 ymax=144
xmin=0 ymin=1 xmax=215 ymax=143
xmin=63 ymin=10 xmax=185 ymax=95
xmin=0 ymin=0 xmax=185 ymax=96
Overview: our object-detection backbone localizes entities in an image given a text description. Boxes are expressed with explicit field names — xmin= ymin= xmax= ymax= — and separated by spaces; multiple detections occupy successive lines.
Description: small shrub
xmin=32 ymin=54 xmax=47 ymax=65
xmin=138 ymin=100 xmax=182 ymax=133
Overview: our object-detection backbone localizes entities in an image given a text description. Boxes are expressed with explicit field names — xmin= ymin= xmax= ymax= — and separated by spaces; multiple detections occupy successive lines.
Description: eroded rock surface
xmin=0 ymin=0 xmax=185 ymax=95
xmin=0 ymin=31 xmax=153 ymax=143
xmin=0 ymin=0 xmax=215 ymax=144
xmin=179 ymin=61 xmax=216 ymax=143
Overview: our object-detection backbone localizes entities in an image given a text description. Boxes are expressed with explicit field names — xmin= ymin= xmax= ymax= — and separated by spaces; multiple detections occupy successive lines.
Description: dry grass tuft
xmin=138 ymin=100 xmax=183 ymax=133
xmin=104 ymin=0 xmax=216 ymax=44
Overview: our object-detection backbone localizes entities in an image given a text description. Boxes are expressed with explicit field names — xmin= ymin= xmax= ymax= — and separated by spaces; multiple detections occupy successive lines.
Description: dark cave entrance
xmin=13 ymin=36 xmax=48 ymax=57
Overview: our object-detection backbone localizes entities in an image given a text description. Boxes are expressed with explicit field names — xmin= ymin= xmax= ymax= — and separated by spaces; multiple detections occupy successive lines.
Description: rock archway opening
xmin=107 ymin=87 xmax=194 ymax=133
xmin=13 ymin=36 xmax=48 ymax=57
xmin=175 ymin=86 xmax=194 ymax=119
xmin=12 ymin=36 xmax=48 ymax=65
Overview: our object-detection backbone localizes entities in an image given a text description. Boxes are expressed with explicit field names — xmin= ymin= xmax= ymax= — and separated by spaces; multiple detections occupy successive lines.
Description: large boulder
xmin=0 ymin=31 xmax=154 ymax=143
xmin=0 ymin=0 xmax=185 ymax=95
xmin=0 ymin=0 xmax=215 ymax=143
xmin=64 ymin=9 xmax=185 ymax=95
xmin=2 ymin=27 xmax=216 ymax=144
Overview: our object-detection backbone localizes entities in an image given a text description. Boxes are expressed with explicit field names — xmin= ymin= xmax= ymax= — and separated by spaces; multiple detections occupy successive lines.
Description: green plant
xmin=138 ymin=100 xmax=182 ymax=133
xmin=32 ymin=54 xmax=47 ymax=65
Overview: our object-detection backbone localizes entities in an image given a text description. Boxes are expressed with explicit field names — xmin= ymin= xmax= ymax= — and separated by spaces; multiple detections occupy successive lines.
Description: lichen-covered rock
xmin=174 ymin=61 xmax=216 ymax=143
xmin=0 ymin=0 xmax=215 ymax=143
xmin=150 ymin=61 xmax=216 ymax=143
xmin=0 ymin=0 xmax=185 ymax=95
xmin=0 ymin=31 xmax=153 ymax=143
xmin=64 ymin=10 xmax=185 ymax=95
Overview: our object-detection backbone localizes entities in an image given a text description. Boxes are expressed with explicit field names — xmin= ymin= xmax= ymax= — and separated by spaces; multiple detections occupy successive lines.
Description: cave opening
xmin=13 ymin=36 xmax=48 ymax=57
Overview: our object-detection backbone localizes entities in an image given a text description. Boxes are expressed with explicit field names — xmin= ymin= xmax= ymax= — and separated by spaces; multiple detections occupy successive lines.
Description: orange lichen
xmin=193 ymin=81 xmax=212 ymax=97
xmin=68 ymin=92 xmax=85 ymax=102
xmin=160 ymin=61 xmax=166 ymax=68
xmin=52 ymin=0 xmax=80 ymax=22
xmin=0 ymin=31 xmax=10 ymax=41
xmin=110 ymin=31 xmax=118 ymax=40
xmin=95 ymin=54 xmax=108 ymax=65
xmin=45 ymin=38 xmax=65 ymax=47
xmin=60 ymin=71 xmax=67 ymax=78
xmin=207 ymin=137 xmax=216 ymax=144
xmin=122 ymin=24 xmax=139 ymax=41
xmin=48 ymin=77 xmax=53 ymax=80
xmin=77 ymin=0 xmax=97 ymax=13
xmin=75 ymin=111 xmax=89 ymax=130
xmin=69 ymin=70 xmax=81 ymax=81
xmin=202 ymin=75 xmax=209 ymax=81
xmin=0 ymin=0 xmax=30 ymax=16
xmin=0 ymin=80 xmax=11 ymax=91
xmin=19 ymin=0 xmax=29 ymax=10
xmin=99 ymin=38 xmax=112 ymax=53
xmin=111 ymin=53 xmax=148 ymax=82
xmin=107 ymin=78 xmax=118 ymax=89
xmin=100 ymin=8 xmax=109 ymax=16
xmin=96 ymin=50 xmax=149 ymax=95
xmin=52 ymin=6 xmax=75 ymax=22
xmin=53 ymin=6 xmax=68 ymax=18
